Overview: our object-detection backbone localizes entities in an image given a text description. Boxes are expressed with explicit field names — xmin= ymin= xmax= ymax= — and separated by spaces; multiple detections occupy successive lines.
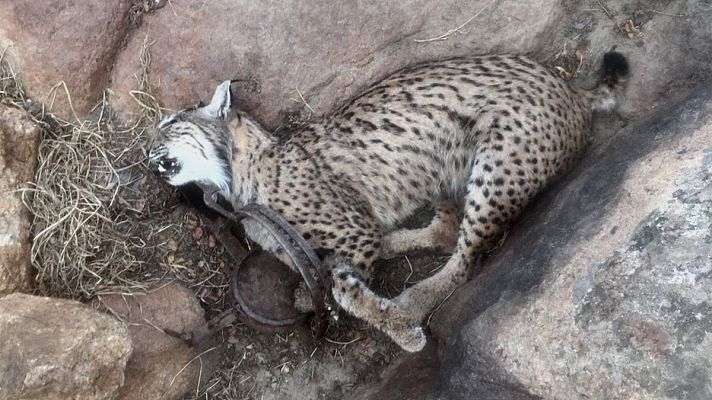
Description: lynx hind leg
xmin=381 ymin=201 xmax=460 ymax=259
xmin=332 ymin=132 xmax=544 ymax=351
xmin=329 ymin=256 xmax=426 ymax=352
xmin=394 ymin=144 xmax=534 ymax=322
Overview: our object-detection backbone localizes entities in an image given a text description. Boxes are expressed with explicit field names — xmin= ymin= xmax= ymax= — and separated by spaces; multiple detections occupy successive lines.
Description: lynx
xmin=148 ymin=51 xmax=629 ymax=352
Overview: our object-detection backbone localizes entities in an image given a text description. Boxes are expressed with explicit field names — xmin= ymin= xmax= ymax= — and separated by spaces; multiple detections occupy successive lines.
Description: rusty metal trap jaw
xmin=164 ymin=183 xmax=335 ymax=346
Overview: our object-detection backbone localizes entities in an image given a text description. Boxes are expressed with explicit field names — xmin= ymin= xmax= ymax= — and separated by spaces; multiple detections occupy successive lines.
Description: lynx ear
xmin=199 ymin=80 xmax=233 ymax=119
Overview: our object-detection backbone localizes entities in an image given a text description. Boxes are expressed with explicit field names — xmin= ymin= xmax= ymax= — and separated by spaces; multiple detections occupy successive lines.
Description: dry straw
xmin=2 ymin=39 xmax=248 ymax=398
xmin=1 ymin=40 xmax=188 ymax=299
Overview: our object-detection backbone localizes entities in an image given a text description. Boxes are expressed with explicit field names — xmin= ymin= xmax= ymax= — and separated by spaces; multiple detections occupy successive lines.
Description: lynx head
xmin=148 ymin=81 xmax=235 ymax=192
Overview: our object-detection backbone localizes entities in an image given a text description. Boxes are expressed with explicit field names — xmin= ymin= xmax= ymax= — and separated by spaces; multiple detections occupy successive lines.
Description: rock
xmin=431 ymin=86 xmax=712 ymax=399
xmin=0 ymin=293 xmax=132 ymax=400
xmin=558 ymin=0 xmax=712 ymax=120
xmin=617 ymin=0 xmax=712 ymax=118
xmin=97 ymin=282 xmax=222 ymax=400
xmin=345 ymin=342 xmax=440 ymax=400
xmin=0 ymin=105 xmax=40 ymax=295
xmin=0 ymin=1 xmax=135 ymax=119
xmin=109 ymin=0 xmax=562 ymax=129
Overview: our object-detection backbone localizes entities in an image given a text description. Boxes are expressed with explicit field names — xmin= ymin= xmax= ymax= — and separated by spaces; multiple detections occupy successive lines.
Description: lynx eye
xmin=160 ymin=158 xmax=177 ymax=171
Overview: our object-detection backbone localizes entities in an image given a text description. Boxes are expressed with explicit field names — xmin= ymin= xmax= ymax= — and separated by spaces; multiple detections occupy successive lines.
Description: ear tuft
xmin=200 ymin=80 xmax=233 ymax=119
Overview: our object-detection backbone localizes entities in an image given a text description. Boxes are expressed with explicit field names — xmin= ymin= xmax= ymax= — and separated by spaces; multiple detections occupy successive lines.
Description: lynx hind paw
xmin=393 ymin=325 xmax=427 ymax=353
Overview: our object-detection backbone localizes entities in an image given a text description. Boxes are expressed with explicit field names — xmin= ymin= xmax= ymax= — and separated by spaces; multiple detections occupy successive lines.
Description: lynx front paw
xmin=331 ymin=265 xmax=364 ymax=311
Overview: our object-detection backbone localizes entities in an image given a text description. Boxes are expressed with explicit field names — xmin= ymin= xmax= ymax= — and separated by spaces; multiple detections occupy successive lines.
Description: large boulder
xmin=0 ymin=293 xmax=132 ymax=400
xmin=109 ymin=0 xmax=562 ymax=129
xmin=0 ymin=105 xmax=40 ymax=295
xmin=97 ymin=282 xmax=222 ymax=400
xmin=430 ymin=86 xmax=712 ymax=398
xmin=4 ymin=0 xmax=707 ymax=133
xmin=0 ymin=1 xmax=135 ymax=119
xmin=346 ymin=343 xmax=440 ymax=400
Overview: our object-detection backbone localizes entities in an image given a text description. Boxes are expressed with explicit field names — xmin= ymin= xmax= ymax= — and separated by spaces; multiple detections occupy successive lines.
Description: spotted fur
xmin=149 ymin=52 xmax=629 ymax=352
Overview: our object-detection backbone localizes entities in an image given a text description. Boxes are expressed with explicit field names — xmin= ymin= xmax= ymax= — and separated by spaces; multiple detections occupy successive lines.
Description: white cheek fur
xmin=165 ymin=140 xmax=231 ymax=193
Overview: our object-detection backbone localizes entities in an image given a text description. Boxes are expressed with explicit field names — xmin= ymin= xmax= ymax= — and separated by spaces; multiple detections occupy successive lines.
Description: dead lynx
xmin=148 ymin=51 xmax=629 ymax=352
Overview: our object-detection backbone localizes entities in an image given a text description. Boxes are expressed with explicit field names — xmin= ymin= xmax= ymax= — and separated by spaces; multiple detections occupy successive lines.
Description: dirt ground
xmin=156 ymin=182 xmax=450 ymax=399
xmin=9 ymin=0 xmax=699 ymax=398
xmin=134 ymin=190 xmax=450 ymax=400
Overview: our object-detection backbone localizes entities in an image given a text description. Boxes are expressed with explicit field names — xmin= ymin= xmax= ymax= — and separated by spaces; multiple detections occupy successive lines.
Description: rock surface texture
xmin=428 ymin=85 xmax=712 ymax=400
xmin=110 ymin=0 xmax=561 ymax=129
xmin=560 ymin=0 xmax=712 ymax=119
xmin=97 ymin=282 xmax=222 ymax=400
xmin=0 ymin=105 xmax=40 ymax=295
xmin=0 ymin=1 xmax=708 ymax=131
xmin=0 ymin=293 xmax=132 ymax=400
xmin=0 ymin=1 xmax=134 ymax=118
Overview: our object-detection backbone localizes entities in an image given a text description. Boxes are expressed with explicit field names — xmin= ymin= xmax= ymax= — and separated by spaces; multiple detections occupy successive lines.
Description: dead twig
xmin=289 ymin=88 xmax=315 ymax=114
xmin=596 ymin=0 xmax=615 ymax=20
xmin=325 ymin=336 xmax=362 ymax=346
xmin=643 ymin=9 xmax=686 ymax=18
xmin=415 ymin=5 xmax=489 ymax=43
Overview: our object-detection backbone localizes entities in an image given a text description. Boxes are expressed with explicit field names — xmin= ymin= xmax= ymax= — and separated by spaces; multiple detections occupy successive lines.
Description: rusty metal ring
xmin=164 ymin=183 xmax=333 ymax=345
xmin=230 ymin=251 xmax=304 ymax=327
xmin=200 ymin=186 xmax=332 ymax=336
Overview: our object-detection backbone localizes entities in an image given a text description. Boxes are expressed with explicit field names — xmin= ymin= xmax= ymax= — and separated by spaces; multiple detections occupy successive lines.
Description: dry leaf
xmin=167 ymin=239 xmax=179 ymax=251
xmin=192 ymin=227 xmax=204 ymax=241
xmin=185 ymin=212 xmax=199 ymax=230
xmin=554 ymin=66 xmax=572 ymax=80
xmin=132 ymin=199 xmax=146 ymax=212
xmin=575 ymin=50 xmax=585 ymax=63
xmin=622 ymin=19 xmax=641 ymax=38
xmin=228 ymin=327 xmax=239 ymax=344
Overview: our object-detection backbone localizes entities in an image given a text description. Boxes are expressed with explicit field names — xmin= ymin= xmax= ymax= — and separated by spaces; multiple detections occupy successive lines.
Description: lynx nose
xmin=146 ymin=146 xmax=174 ymax=178
xmin=147 ymin=157 xmax=162 ymax=173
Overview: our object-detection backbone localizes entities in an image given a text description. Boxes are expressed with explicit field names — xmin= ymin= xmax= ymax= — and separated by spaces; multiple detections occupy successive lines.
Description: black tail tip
xmin=602 ymin=50 xmax=630 ymax=87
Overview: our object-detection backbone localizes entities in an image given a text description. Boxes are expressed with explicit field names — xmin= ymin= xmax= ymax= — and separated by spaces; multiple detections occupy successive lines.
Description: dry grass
xmin=2 ymin=40 xmax=259 ymax=399
xmin=2 ymin=43 xmax=155 ymax=298
xmin=2 ymin=40 xmax=230 ymax=300
xmin=0 ymin=48 xmax=24 ymax=106
xmin=23 ymin=115 xmax=147 ymax=296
